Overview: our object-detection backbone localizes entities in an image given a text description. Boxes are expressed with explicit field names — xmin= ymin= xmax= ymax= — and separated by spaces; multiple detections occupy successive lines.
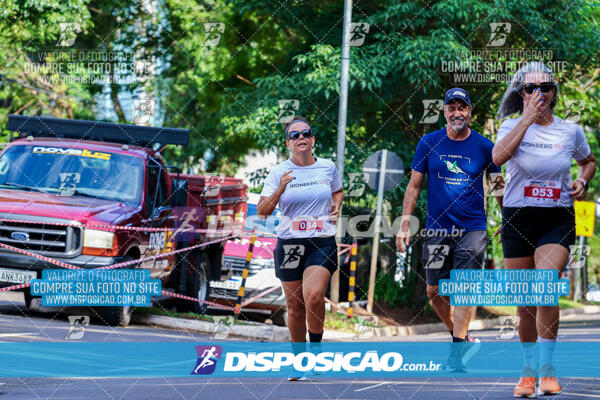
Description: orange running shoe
xmin=537 ymin=364 xmax=562 ymax=396
xmin=513 ymin=366 xmax=537 ymax=398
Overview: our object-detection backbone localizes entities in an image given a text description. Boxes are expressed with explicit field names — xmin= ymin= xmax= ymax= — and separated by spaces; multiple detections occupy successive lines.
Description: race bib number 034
xmin=523 ymin=180 xmax=560 ymax=205
xmin=292 ymin=217 xmax=324 ymax=232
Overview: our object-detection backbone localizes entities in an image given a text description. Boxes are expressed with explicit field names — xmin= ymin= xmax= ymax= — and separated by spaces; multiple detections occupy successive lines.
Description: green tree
xmin=0 ymin=0 xmax=94 ymax=127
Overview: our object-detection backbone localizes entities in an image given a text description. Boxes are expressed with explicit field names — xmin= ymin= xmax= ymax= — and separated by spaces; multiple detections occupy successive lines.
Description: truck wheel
xmin=98 ymin=305 xmax=132 ymax=327
xmin=23 ymin=288 xmax=34 ymax=309
xmin=178 ymin=251 xmax=211 ymax=315
xmin=271 ymin=309 xmax=288 ymax=327
xmin=96 ymin=256 xmax=136 ymax=327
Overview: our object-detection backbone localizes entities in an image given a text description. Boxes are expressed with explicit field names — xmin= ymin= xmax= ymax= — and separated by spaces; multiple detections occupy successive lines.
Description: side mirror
xmin=151 ymin=206 xmax=174 ymax=223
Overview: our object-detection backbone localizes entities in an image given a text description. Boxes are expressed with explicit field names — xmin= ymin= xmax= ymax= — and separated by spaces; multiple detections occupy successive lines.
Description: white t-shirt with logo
xmin=496 ymin=116 xmax=591 ymax=208
xmin=260 ymin=157 xmax=343 ymax=239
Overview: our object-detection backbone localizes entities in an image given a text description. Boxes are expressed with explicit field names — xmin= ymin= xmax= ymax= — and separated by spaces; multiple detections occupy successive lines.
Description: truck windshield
xmin=0 ymin=145 xmax=143 ymax=205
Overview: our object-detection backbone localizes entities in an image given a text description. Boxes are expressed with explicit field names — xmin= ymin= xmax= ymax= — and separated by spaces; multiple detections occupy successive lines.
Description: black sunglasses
xmin=288 ymin=129 xmax=313 ymax=140
xmin=521 ymin=82 xmax=556 ymax=94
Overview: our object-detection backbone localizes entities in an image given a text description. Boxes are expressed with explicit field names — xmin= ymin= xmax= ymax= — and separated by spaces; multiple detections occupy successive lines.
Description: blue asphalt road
xmin=0 ymin=292 xmax=599 ymax=399
xmin=0 ymin=376 xmax=598 ymax=399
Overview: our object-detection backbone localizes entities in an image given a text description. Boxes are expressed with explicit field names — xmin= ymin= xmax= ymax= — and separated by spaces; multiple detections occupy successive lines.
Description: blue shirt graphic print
xmin=411 ymin=128 xmax=500 ymax=232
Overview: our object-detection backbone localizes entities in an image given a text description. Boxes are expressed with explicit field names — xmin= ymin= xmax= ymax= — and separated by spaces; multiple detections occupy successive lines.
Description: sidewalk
xmin=134 ymin=305 xmax=600 ymax=341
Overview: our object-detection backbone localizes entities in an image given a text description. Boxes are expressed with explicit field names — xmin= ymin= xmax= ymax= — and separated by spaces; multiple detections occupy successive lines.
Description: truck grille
xmin=223 ymin=256 xmax=259 ymax=276
xmin=0 ymin=214 xmax=82 ymax=258
xmin=211 ymin=287 xmax=262 ymax=299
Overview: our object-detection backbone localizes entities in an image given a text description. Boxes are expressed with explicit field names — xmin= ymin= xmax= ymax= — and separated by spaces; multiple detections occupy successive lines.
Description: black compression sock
xmin=452 ymin=336 xmax=466 ymax=343
xmin=308 ymin=330 xmax=323 ymax=343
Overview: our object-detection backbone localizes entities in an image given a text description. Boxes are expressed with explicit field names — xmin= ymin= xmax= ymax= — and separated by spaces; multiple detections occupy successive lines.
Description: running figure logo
xmin=65 ymin=315 xmax=90 ymax=340
xmin=202 ymin=174 xmax=225 ymax=197
xmin=488 ymin=172 xmax=510 ymax=196
xmin=280 ymin=244 xmax=305 ymax=269
xmin=132 ymin=98 xmax=154 ymax=125
xmin=203 ymin=23 xmax=225 ymax=46
xmin=496 ymin=316 xmax=519 ymax=339
xmin=419 ymin=100 xmax=443 ymax=124
xmin=348 ymin=23 xmax=370 ymax=46
xmin=58 ymin=173 xmax=81 ymax=196
xmin=347 ymin=172 xmax=368 ymax=197
xmin=57 ymin=23 xmax=81 ymax=47
xmin=211 ymin=316 xmax=233 ymax=340
xmin=353 ymin=316 xmax=378 ymax=340
xmin=425 ymin=245 xmax=449 ymax=270
xmin=277 ymin=99 xmax=300 ymax=123
xmin=569 ymin=245 xmax=591 ymax=269
xmin=173 ymin=208 xmax=202 ymax=242
xmin=487 ymin=23 xmax=511 ymax=46
xmin=562 ymin=100 xmax=585 ymax=124
xmin=191 ymin=345 xmax=223 ymax=375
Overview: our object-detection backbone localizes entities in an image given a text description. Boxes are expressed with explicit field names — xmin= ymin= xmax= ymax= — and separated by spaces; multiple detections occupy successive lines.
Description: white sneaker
xmin=463 ymin=334 xmax=481 ymax=364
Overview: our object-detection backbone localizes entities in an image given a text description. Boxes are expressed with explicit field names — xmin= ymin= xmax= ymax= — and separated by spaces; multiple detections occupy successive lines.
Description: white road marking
xmin=561 ymin=393 xmax=600 ymax=398
xmin=354 ymin=382 xmax=391 ymax=392
xmin=0 ymin=333 xmax=38 ymax=338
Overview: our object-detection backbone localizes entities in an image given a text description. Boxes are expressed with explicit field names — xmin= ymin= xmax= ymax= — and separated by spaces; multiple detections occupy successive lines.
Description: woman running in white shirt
xmin=493 ymin=62 xmax=596 ymax=398
xmin=257 ymin=116 xmax=343 ymax=380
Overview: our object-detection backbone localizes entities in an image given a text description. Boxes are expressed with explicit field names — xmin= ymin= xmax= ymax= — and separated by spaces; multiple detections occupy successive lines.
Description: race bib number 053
xmin=523 ymin=180 xmax=560 ymax=205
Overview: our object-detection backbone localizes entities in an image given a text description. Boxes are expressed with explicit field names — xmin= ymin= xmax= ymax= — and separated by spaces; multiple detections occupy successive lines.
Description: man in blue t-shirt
xmin=396 ymin=88 xmax=502 ymax=371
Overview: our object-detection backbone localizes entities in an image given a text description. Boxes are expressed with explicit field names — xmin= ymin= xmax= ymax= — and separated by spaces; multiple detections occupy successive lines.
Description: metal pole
xmin=347 ymin=240 xmax=358 ymax=318
xmin=331 ymin=0 xmax=353 ymax=304
xmin=582 ymin=236 xmax=589 ymax=300
xmin=367 ymin=150 xmax=387 ymax=313
xmin=578 ymin=235 xmax=587 ymax=301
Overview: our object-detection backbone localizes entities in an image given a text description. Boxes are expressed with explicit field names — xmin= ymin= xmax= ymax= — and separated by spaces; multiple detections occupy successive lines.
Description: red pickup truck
xmin=0 ymin=115 xmax=247 ymax=326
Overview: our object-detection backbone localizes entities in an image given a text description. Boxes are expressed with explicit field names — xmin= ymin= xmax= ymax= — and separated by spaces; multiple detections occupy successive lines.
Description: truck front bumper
xmin=0 ymin=251 xmax=126 ymax=288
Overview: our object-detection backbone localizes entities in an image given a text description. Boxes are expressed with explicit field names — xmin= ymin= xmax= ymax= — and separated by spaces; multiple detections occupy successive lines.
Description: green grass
xmin=558 ymin=297 xmax=586 ymax=309
xmin=483 ymin=305 xmax=517 ymax=316
xmin=323 ymin=311 xmax=381 ymax=333
xmin=484 ymin=297 xmax=591 ymax=316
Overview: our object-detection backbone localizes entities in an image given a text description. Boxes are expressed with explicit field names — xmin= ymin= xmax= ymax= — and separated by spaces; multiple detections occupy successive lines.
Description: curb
xmin=558 ymin=305 xmax=600 ymax=317
xmin=133 ymin=305 xmax=600 ymax=341
xmin=133 ymin=314 xmax=290 ymax=341
xmin=367 ymin=305 xmax=600 ymax=338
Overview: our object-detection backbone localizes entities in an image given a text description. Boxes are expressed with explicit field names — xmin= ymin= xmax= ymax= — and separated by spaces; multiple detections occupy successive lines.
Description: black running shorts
xmin=423 ymin=230 xmax=487 ymax=286
xmin=502 ymin=206 xmax=575 ymax=258
xmin=274 ymin=236 xmax=338 ymax=282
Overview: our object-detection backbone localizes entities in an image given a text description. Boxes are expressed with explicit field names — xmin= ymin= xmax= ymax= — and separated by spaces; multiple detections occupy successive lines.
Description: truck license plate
xmin=211 ymin=278 xmax=241 ymax=290
xmin=0 ymin=268 xmax=37 ymax=284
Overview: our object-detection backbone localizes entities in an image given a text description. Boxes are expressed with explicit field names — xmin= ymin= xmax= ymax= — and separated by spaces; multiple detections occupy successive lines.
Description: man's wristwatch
xmin=576 ymin=178 xmax=589 ymax=191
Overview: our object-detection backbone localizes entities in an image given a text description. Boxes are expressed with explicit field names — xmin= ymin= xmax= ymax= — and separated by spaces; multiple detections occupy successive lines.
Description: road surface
xmin=1 ymin=292 xmax=599 ymax=399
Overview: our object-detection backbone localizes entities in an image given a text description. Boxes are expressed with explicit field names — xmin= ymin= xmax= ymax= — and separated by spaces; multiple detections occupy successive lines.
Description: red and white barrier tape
xmin=337 ymin=246 xmax=351 ymax=256
xmin=240 ymin=286 xmax=280 ymax=308
xmin=0 ymin=236 xmax=234 ymax=274
xmin=94 ymin=236 xmax=235 ymax=270
xmin=0 ymin=218 xmax=240 ymax=234
xmin=0 ymin=242 xmax=79 ymax=270
xmin=0 ymin=282 xmax=31 ymax=292
xmin=0 ymin=236 xmax=237 ymax=312
xmin=325 ymin=296 xmax=351 ymax=317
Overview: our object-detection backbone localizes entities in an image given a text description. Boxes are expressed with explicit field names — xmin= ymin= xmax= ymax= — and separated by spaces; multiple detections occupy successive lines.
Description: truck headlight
xmin=83 ymin=229 xmax=117 ymax=256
